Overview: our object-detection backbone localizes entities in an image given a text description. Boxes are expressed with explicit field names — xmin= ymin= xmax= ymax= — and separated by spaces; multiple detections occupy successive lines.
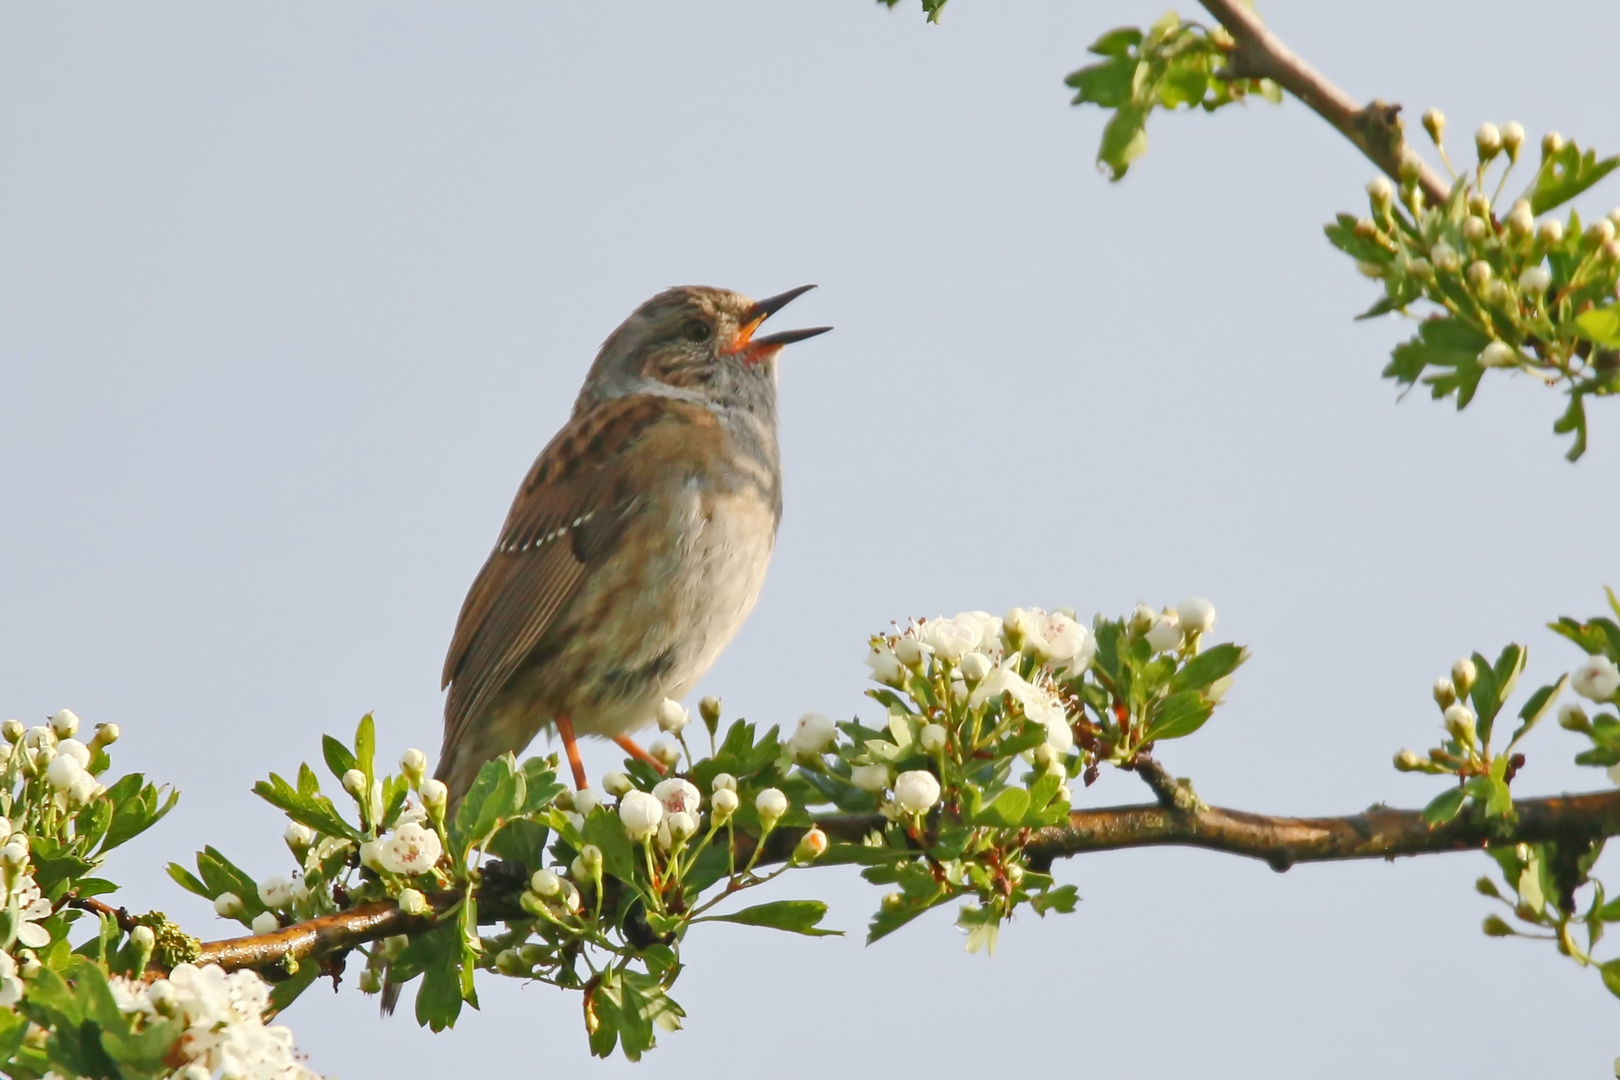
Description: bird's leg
xmin=556 ymin=714 xmax=589 ymax=790
xmin=613 ymin=735 xmax=669 ymax=775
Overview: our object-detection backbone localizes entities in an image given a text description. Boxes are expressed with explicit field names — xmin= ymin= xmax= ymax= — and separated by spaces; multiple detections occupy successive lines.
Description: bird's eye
xmin=682 ymin=319 xmax=712 ymax=343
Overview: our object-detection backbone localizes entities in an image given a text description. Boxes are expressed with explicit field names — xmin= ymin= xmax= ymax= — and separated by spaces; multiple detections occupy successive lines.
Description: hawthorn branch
xmin=1198 ymin=0 xmax=1450 ymax=206
xmin=181 ymin=787 xmax=1620 ymax=975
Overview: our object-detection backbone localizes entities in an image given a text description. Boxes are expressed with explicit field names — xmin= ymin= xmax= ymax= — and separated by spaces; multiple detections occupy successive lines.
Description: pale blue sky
xmin=3 ymin=2 xmax=1618 ymax=1075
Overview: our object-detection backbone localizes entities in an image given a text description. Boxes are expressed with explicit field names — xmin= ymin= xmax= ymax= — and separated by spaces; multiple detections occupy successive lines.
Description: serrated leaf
xmin=970 ymin=786 xmax=1030 ymax=827
xmin=1143 ymin=691 xmax=1214 ymax=743
xmin=1575 ymin=304 xmax=1620 ymax=348
xmin=322 ymin=735 xmax=358 ymax=782
xmin=1086 ymin=26 xmax=1143 ymax=57
xmin=1168 ymin=643 xmax=1248 ymax=694
xmin=1526 ymin=141 xmax=1620 ymax=214
xmin=1065 ymin=55 xmax=1136 ymax=108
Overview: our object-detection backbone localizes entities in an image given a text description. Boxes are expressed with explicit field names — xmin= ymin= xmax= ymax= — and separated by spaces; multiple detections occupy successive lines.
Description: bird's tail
xmin=379 ymin=973 xmax=404 ymax=1017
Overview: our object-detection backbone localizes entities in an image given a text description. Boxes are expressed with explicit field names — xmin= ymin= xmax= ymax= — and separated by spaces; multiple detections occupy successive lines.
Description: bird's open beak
xmin=732 ymin=284 xmax=832 ymax=360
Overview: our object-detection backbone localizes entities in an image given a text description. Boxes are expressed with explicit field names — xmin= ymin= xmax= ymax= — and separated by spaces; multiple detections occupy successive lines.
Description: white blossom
xmin=1176 ymin=597 xmax=1217 ymax=636
xmin=711 ymin=787 xmax=740 ymax=823
xmin=652 ymin=777 xmax=701 ymax=817
xmin=1478 ymin=341 xmax=1518 ymax=368
xmin=530 ymin=868 xmax=562 ymax=897
xmin=850 ymin=764 xmax=891 ymax=792
xmin=894 ymin=770 xmax=942 ymax=814
xmin=918 ymin=723 xmax=948 ymax=754
xmin=399 ymin=748 xmax=428 ymax=785
xmin=258 ymin=876 xmax=295 ymax=909
xmin=1144 ymin=616 xmax=1183 ymax=653
xmin=957 ymin=651 xmax=993 ymax=682
xmin=1538 ymin=218 xmax=1564 ymax=245
xmin=284 ymin=822 xmax=315 ymax=849
xmin=214 ymin=891 xmax=244 ymax=918
xmin=5 ymin=875 xmax=51 ymax=947
xmin=378 ymin=822 xmax=443 ymax=875
xmin=23 ymin=726 xmax=55 ymax=752
xmin=1027 ymin=610 xmax=1089 ymax=664
xmin=573 ymin=788 xmax=601 ymax=816
xmin=755 ymin=788 xmax=789 ymax=830
xmin=341 ymin=769 xmax=366 ymax=797
xmin=1519 ymin=265 xmax=1552 ymax=295
xmin=619 ymin=790 xmax=663 ymax=841
xmin=865 ymin=644 xmax=905 ymax=687
xmin=921 ymin=616 xmax=981 ymax=661
xmin=649 ymin=740 xmax=681 ymax=768
xmin=787 ymin=712 xmax=839 ymax=756
xmin=44 ymin=752 xmax=83 ymax=792
xmin=956 ymin=612 xmax=1006 ymax=656
xmin=358 ymin=840 xmax=385 ymax=873
xmin=665 ymin=811 xmax=698 ymax=843
xmin=601 ymin=771 xmax=634 ymax=798
xmin=1573 ymin=655 xmax=1620 ymax=702
xmin=655 ymin=698 xmax=690 ymax=734
xmin=251 ymin=911 xmax=279 ymax=935
xmin=49 ymin=709 xmax=79 ymax=739
xmin=55 ymin=739 xmax=90 ymax=769
xmin=67 ymin=771 xmax=99 ymax=807
xmin=420 ymin=778 xmax=448 ymax=816
xmin=397 ymin=888 xmax=429 ymax=916
xmin=893 ymin=637 xmax=929 ymax=668
xmin=710 ymin=772 xmax=737 ymax=793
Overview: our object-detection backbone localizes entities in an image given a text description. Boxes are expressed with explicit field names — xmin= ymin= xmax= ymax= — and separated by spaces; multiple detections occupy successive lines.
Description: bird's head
xmin=575 ymin=285 xmax=830 ymax=412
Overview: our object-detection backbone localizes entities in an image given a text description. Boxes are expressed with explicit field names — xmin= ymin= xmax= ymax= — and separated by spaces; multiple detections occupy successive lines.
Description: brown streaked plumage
xmin=432 ymin=285 xmax=829 ymax=803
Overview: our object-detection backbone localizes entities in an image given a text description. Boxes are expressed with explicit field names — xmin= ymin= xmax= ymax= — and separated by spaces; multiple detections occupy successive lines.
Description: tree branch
xmin=1198 ymin=0 xmax=1450 ymax=206
xmin=178 ymin=788 xmax=1620 ymax=975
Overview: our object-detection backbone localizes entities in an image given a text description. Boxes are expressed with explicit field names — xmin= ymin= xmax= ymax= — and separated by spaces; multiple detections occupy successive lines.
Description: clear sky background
xmin=4 ymin=1 xmax=1619 ymax=1075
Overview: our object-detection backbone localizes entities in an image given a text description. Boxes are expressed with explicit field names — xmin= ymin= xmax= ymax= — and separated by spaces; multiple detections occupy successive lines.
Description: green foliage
xmin=1327 ymin=132 xmax=1620 ymax=458
xmin=1064 ymin=12 xmax=1279 ymax=180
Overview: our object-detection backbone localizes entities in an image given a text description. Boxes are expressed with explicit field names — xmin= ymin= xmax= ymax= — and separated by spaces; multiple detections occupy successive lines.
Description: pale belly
xmin=559 ymin=483 xmax=776 ymax=738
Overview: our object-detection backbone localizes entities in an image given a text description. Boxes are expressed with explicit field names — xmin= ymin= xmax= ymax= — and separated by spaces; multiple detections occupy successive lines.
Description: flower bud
xmin=893 ymin=637 xmax=928 ymax=668
xmin=251 ymin=911 xmax=279 ymax=935
xmin=1537 ymin=218 xmax=1564 ymax=246
xmin=214 ymin=892 xmax=243 ymax=917
xmin=650 ymin=741 xmax=681 ymax=769
xmin=48 ymin=709 xmax=79 ymax=739
xmin=578 ymin=844 xmax=603 ymax=879
xmin=919 ymin=723 xmax=948 ymax=754
xmin=530 ymin=868 xmax=562 ymax=897
xmin=573 ymin=788 xmax=601 ymax=816
xmin=957 ymin=651 xmax=993 ymax=683
xmin=495 ymin=949 xmax=527 ymax=976
xmin=787 ymin=712 xmax=839 ymax=757
xmin=755 ymin=788 xmax=789 ymax=831
xmin=358 ymin=839 xmax=384 ymax=872
xmin=1033 ymin=742 xmax=1057 ymax=771
xmin=129 ymin=923 xmax=155 ymax=958
xmin=1421 ymin=108 xmax=1444 ymax=145
xmin=881 ymin=891 xmax=905 ymax=913
xmin=1573 ymin=655 xmax=1620 ymax=702
xmin=711 ymin=772 xmax=737 ymax=793
xmin=1587 ymin=219 xmax=1617 ymax=248
xmin=602 ymin=771 xmax=634 ymax=798
xmin=1444 ymin=703 xmax=1477 ymax=745
xmin=89 ymin=723 xmax=119 ymax=751
xmin=17 ymin=951 xmax=40 ymax=978
xmin=1518 ymin=265 xmax=1551 ymax=296
xmin=1479 ymin=341 xmax=1518 ymax=368
xmin=1465 ymin=191 xmax=1491 ymax=218
xmin=45 ymin=753 xmax=83 ymax=792
xmin=357 ymin=968 xmax=384 ymax=994
xmin=1128 ymin=603 xmax=1157 ymax=634
xmin=1144 ymin=617 xmax=1182 ymax=654
xmin=399 ymin=749 xmax=428 ymax=787
xmin=1451 ymin=658 xmax=1477 ymax=698
xmin=866 ymin=645 xmax=904 ymax=688
xmin=1367 ymin=176 xmax=1394 ymax=209
xmin=1433 ymin=677 xmax=1457 ymax=709
xmin=655 ymin=698 xmax=689 ymax=734
xmin=1393 ymin=749 xmax=1424 ymax=772
xmin=1557 ymin=703 xmax=1591 ymax=732
xmin=1505 ymin=200 xmax=1533 ymax=238
xmin=619 ymin=790 xmax=663 ymax=842
xmin=1429 ymin=242 xmax=1460 ymax=273
xmin=710 ymin=786 xmax=740 ymax=823
xmin=1542 ymin=131 xmax=1564 ymax=158
xmin=1482 ymin=914 xmax=1515 ymax=937
xmin=420 ymin=778 xmax=448 ymax=818
xmin=1463 ymin=218 xmax=1491 ymax=246
xmin=666 ymin=810 xmax=698 ymax=843
xmin=1 ymin=720 xmax=23 ymax=744
xmin=0 ymin=839 xmax=28 ymax=868
xmin=24 ymin=726 xmax=55 ymax=752
xmin=1482 ymin=279 xmax=1509 ymax=306
xmin=342 ymin=769 xmax=367 ymax=797
xmin=569 ymin=854 xmax=589 ymax=880
xmin=1475 ymin=123 xmax=1501 ymax=161
xmin=1605 ymin=239 xmax=1620 ymax=263
xmin=1355 ymin=260 xmax=1384 ymax=280
xmin=1501 ymin=121 xmax=1525 ymax=160
xmin=894 ymin=770 xmax=942 ymax=814
xmin=397 ymin=888 xmax=429 ymax=916
xmin=1398 ymin=146 xmax=1424 ymax=181
xmin=791 ymin=826 xmax=828 ymax=865
xmin=850 ymin=764 xmax=890 ymax=793
xmin=699 ymin=695 xmax=722 ymax=734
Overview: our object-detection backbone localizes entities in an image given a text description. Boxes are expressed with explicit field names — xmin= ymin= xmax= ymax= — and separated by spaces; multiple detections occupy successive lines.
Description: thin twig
xmin=175 ymin=787 xmax=1620 ymax=975
xmin=1199 ymin=0 xmax=1450 ymax=206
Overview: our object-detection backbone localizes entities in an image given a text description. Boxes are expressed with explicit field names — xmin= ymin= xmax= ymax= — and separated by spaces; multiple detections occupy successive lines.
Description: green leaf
xmin=253 ymin=774 xmax=359 ymax=841
xmin=412 ymin=929 xmax=466 ymax=1032
xmin=969 ymin=786 xmax=1031 ymax=827
xmin=165 ymin=864 xmax=210 ymax=899
xmin=354 ymin=713 xmax=376 ymax=778
xmin=582 ymin=810 xmax=638 ymax=887
xmin=453 ymin=755 xmax=522 ymax=854
xmin=1601 ymin=959 xmax=1620 ymax=1000
xmin=1526 ymin=141 xmax=1620 ymax=214
xmin=701 ymin=900 xmax=841 ymax=937
xmin=1508 ymin=676 xmax=1566 ymax=751
xmin=1097 ymin=104 xmax=1149 ymax=181
xmin=1143 ymin=691 xmax=1214 ymax=743
xmin=268 ymin=958 xmax=322 ymax=1013
xmin=1422 ymin=786 xmax=1468 ymax=826
xmin=1168 ymin=643 xmax=1248 ymax=694
xmin=322 ymin=735 xmax=359 ymax=782
xmin=1086 ymin=26 xmax=1142 ymax=57
xmin=1388 ymin=316 xmax=1491 ymax=400
xmin=486 ymin=819 xmax=550 ymax=871
xmin=1031 ymin=884 xmax=1080 ymax=916
xmin=1065 ymin=55 xmax=1136 ymax=109
xmin=1575 ymin=304 xmax=1620 ymax=348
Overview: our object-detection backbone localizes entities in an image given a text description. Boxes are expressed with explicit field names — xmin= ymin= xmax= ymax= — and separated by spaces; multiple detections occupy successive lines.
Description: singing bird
xmin=434 ymin=285 xmax=829 ymax=802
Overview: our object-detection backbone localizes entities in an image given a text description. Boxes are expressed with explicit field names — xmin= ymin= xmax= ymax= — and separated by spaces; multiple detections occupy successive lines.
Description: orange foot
xmin=613 ymin=735 xmax=669 ymax=775
xmin=556 ymin=714 xmax=589 ymax=790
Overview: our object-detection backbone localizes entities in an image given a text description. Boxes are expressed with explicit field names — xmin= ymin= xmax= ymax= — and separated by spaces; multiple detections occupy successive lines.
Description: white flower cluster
xmin=0 ymin=709 xmax=113 ymax=811
xmin=108 ymin=963 xmax=322 ymax=1080
xmin=865 ymin=608 xmax=1100 ymax=689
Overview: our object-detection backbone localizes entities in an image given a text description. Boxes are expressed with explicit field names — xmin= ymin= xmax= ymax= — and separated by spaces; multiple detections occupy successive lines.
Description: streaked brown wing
xmin=440 ymin=394 xmax=716 ymax=754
